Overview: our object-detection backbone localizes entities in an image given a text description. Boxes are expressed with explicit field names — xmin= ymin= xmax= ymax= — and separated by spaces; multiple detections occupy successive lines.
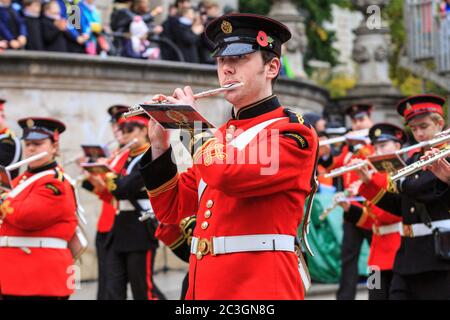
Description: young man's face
xmin=120 ymin=123 xmax=147 ymax=148
xmin=351 ymin=115 xmax=373 ymax=131
xmin=216 ymin=52 xmax=279 ymax=109
xmin=408 ymin=114 xmax=443 ymax=142
xmin=315 ymin=119 xmax=326 ymax=132
xmin=374 ymin=140 xmax=401 ymax=155
xmin=24 ymin=138 xmax=56 ymax=168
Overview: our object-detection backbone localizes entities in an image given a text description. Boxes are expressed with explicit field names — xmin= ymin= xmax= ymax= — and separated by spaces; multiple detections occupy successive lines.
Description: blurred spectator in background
xmin=110 ymin=0 xmax=163 ymax=58
xmin=160 ymin=0 xmax=190 ymax=61
xmin=54 ymin=0 xmax=90 ymax=53
xmin=197 ymin=0 xmax=219 ymax=64
xmin=127 ymin=14 xmax=159 ymax=59
xmin=41 ymin=0 xmax=69 ymax=52
xmin=20 ymin=0 xmax=43 ymax=50
xmin=79 ymin=0 xmax=109 ymax=55
xmin=0 ymin=0 xmax=27 ymax=50
xmin=175 ymin=6 xmax=202 ymax=63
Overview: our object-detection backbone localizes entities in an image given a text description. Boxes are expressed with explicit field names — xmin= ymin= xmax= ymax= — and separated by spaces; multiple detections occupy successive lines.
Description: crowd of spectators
xmin=0 ymin=0 xmax=236 ymax=63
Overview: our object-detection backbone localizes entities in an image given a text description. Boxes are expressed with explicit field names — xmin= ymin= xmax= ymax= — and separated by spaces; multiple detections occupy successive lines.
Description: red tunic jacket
xmin=139 ymin=99 xmax=318 ymax=300
xmin=0 ymin=162 xmax=77 ymax=297
xmin=344 ymin=173 xmax=402 ymax=270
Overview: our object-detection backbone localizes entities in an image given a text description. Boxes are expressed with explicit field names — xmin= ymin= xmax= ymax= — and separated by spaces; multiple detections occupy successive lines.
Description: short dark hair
xmin=260 ymin=50 xmax=280 ymax=86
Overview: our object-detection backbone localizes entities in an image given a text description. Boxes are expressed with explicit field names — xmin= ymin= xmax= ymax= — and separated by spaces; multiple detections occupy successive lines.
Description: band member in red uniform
xmin=0 ymin=117 xmax=77 ymax=300
xmin=320 ymin=104 xmax=374 ymax=300
xmin=139 ymin=13 xmax=319 ymax=300
xmin=339 ymin=123 xmax=406 ymax=299
xmin=357 ymin=95 xmax=450 ymax=299
xmin=0 ymin=98 xmax=22 ymax=178
xmin=80 ymin=105 xmax=130 ymax=300
xmin=99 ymin=114 xmax=164 ymax=300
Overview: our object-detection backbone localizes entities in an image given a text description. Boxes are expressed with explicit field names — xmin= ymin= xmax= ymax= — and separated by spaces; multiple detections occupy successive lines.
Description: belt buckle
xmin=196 ymin=237 xmax=215 ymax=260
xmin=403 ymin=224 xmax=414 ymax=237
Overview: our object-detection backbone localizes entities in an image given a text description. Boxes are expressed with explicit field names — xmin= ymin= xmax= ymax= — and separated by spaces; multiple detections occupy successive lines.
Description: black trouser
xmin=180 ymin=272 xmax=189 ymax=300
xmin=389 ymin=270 xmax=450 ymax=300
xmin=368 ymin=270 xmax=393 ymax=300
xmin=336 ymin=221 xmax=372 ymax=300
xmin=105 ymin=248 xmax=166 ymax=300
xmin=95 ymin=231 xmax=109 ymax=300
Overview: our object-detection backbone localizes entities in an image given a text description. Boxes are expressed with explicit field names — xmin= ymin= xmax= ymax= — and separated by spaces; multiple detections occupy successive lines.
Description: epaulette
xmin=54 ymin=167 xmax=64 ymax=182
xmin=283 ymin=108 xmax=310 ymax=127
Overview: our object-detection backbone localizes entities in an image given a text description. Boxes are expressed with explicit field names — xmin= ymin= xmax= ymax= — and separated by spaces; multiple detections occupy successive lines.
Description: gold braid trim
xmin=387 ymin=176 xmax=399 ymax=194
xmin=146 ymin=173 xmax=179 ymax=198
xmin=356 ymin=206 xmax=369 ymax=227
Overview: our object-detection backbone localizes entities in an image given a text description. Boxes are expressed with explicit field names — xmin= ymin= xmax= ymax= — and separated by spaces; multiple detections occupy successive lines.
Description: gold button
xmin=204 ymin=210 xmax=212 ymax=219
xmin=196 ymin=251 xmax=203 ymax=260
xmin=201 ymin=221 xmax=209 ymax=229
xmin=228 ymin=125 xmax=236 ymax=131
xmin=206 ymin=200 xmax=214 ymax=208
xmin=226 ymin=133 xmax=233 ymax=142
xmin=410 ymin=207 xmax=415 ymax=213
xmin=415 ymin=174 xmax=419 ymax=179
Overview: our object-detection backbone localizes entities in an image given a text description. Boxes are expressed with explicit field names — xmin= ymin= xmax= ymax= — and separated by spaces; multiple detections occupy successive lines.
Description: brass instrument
xmin=319 ymin=129 xmax=369 ymax=147
xmin=123 ymin=82 xmax=245 ymax=118
xmin=391 ymin=147 xmax=450 ymax=181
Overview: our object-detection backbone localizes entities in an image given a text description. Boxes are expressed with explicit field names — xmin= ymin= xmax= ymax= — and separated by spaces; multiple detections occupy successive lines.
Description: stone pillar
xmin=269 ymin=0 xmax=308 ymax=79
xmin=334 ymin=0 xmax=403 ymax=126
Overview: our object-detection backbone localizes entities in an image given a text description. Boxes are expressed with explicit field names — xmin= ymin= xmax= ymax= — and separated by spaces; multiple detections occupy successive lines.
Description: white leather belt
xmin=190 ymin=234 xmax=295 ymax=256
xmin=0 ymin=236 xmax=68 ymax=249
xmin=401 ymin=219 xmax=450 ymax=238
xmin=372 ymin=222 xmax=402 ymax=236
xmin=190 ymin=234 xmax=312 ymax=291
xmin=118 ymin=199 xmax=152 ymax=212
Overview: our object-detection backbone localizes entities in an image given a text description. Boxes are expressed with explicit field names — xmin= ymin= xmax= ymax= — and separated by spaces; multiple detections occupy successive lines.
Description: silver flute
xmin=319 ymin=129 xmax=369 ymax=147
xmin=394 ymin=128 xmax=450 ymax=155
xmin=324 ymin=160 xmax=370 ymax=179
xmin=391 ymin=147 xmax=450 ymax=182
xmin=6 ymin=152 xmax=48 ymax=171
xmin=123 ymin=82 xmax=244 ymax=118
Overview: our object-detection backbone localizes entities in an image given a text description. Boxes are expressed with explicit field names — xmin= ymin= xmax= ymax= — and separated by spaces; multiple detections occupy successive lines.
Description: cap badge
xmin=26 ymin=118 xmax=34 ymax=128
xmin=221 ymin=21 xmax=232 ymax=34
xmin=374 ymin=128 xmax=381 ymax=137
xmin=406 ymin=102 xmax=412 ymax=110
xmin=112 ymin=106 xmax=118 ymax=115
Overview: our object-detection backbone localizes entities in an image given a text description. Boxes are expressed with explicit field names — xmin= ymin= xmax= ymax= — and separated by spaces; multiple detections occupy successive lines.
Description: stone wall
xmin=0 ymin=51 xmax=328 ymax=280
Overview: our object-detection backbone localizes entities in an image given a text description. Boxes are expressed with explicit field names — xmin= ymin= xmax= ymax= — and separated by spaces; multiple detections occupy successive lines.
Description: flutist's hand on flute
xmin=422 ymin=147 xmax=450 ymax=185
xmin=147 ymin=86 xmax=196 ymax=160
xmin=348 ymin=158 xmax=373 ymax=183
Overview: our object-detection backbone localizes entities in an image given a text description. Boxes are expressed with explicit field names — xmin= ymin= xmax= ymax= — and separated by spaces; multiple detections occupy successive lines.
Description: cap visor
xmin=22 ymin=131 xmax=50 ymax=141
xmin=212 ymin=43 xmax=257 ymax=57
